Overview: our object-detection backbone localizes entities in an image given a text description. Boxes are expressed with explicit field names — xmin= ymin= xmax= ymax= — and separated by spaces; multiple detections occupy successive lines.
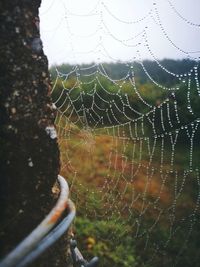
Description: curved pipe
xmin=0 ymin=175 xmax=75 ymax=267
xmin=16 ymin=199 xmax=75 ymax=267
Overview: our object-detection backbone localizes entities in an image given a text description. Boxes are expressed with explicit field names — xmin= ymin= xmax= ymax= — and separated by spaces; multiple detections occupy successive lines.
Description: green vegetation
xmin=75 ymin=216 xmax=138 ymax=267
xmin=51 ymin=60 xmax=200 ymax=267
xmin=51 ymin=59 xmax=200 ymax=133
xmin=57 ymin=125 xmax=200 ymax=267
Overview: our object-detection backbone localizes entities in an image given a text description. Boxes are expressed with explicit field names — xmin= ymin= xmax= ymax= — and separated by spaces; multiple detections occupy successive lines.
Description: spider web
xmin=40 ymin=1 xmax=200 ymax=266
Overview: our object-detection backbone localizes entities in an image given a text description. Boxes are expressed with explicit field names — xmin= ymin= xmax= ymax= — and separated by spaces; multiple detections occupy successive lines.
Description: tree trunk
xmin=0 ymin=1 xmax=71 ymax=266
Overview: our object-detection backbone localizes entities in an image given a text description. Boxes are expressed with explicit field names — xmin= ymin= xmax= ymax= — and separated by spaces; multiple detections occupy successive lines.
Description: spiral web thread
xmin=40 ymin=0 xmax=200 ymax=266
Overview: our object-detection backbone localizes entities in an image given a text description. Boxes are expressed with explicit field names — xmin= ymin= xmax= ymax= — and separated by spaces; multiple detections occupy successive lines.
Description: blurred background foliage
xmin=51 ymin=59 xmax=200 ymax=267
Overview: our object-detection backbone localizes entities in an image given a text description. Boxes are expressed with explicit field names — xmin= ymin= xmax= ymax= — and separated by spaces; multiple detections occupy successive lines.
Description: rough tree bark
xmin=0 ymin=1 xmax=71 ymax=266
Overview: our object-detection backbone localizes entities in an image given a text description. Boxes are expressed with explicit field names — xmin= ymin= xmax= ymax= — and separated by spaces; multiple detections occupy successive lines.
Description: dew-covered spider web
xmin=40 ymin=1 xmax=200 ymax=266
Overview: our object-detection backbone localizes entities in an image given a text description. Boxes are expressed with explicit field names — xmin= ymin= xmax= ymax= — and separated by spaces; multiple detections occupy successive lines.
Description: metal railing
xmin=70 ymin=240 xmax=99 ymax=267
xmin=0 ymin=175 xmax=98 ymax=267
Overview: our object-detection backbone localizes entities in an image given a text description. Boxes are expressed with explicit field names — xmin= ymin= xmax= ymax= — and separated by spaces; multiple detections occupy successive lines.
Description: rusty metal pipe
xmin=0 ymin=175 xmax=74 ymax=267
xmin=16 ymin=199 xmax=75 ymax=267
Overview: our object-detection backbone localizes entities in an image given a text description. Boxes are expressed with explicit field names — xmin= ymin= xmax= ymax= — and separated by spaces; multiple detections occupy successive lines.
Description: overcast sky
xmin=39 ymin=0 xmax=200 ymax=66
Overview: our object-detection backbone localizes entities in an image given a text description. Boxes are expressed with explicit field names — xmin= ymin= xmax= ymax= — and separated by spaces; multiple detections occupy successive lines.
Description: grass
xmin=56 ymin=119 xmax=200 ymax=267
